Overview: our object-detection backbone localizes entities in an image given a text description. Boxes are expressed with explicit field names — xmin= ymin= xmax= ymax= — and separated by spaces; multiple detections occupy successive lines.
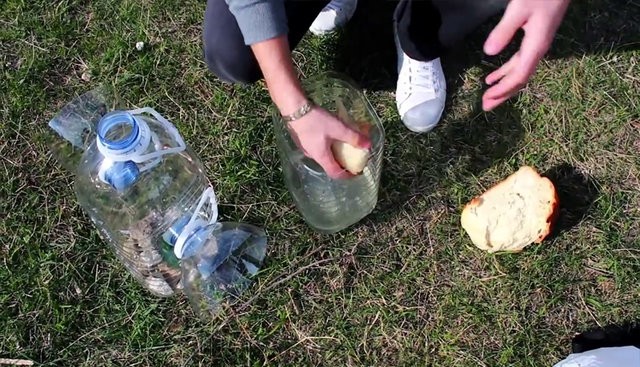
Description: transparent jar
xmin=273 ymin=72 xmax=385 ymax=233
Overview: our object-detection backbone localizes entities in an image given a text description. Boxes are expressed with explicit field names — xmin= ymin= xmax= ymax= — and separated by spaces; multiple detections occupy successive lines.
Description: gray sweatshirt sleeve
xmin=225 ymin=0 xmax=288 ymax=45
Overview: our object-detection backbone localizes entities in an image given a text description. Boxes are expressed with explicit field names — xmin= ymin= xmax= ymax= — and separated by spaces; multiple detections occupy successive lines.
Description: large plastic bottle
xmin=46 ymin=90 xmax=268 ymax=305
xmin=72 ymin=107 xmax=215 ymax=296
xmin=273 ymin=72 xmax=385 ymax=233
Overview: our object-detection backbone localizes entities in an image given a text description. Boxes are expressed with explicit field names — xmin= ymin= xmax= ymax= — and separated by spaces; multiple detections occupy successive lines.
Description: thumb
xmin=329 ymin=122 xmax=372 ymax=150
xmin=484 ymin=5 xmax=527 ymax=55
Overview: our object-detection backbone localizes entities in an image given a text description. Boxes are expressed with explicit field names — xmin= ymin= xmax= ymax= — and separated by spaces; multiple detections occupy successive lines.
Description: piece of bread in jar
xmin=331 ymin=100 xmax=371 ymax=175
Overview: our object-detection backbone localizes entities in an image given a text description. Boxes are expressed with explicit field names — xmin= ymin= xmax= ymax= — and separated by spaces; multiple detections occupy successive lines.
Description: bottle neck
xmin=97 ymin=111 xmax=141 ymax=154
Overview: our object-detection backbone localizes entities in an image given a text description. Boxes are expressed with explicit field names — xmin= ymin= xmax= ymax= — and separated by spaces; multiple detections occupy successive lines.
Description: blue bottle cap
xmin=103 ymin=161 xmax=140 ymax=192
xmin=174 ymin=219 xmax=210 ymax=259
xmin=163 ymin=215 xmax=191 ymax=247
xmin=96 ymin=111 xmax=144 ymax=191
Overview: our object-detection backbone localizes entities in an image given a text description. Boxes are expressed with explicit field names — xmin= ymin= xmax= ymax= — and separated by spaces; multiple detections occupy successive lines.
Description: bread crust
xmin=461 ymin=166 xmax=560 ymax=253
xmin=534 ymin=176 xmax=560 ymax=243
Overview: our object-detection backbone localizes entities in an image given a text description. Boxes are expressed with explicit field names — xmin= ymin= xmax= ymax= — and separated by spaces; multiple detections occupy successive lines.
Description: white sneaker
xmin=395 ymin=36 xmax=447 ymax=133
xmin=309 ymin=0 xmax=358 ymax=36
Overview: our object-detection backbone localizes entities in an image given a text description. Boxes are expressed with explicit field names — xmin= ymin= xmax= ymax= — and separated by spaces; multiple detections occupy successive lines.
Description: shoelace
xmin=410 ymin=58 xmax=438 ymax=92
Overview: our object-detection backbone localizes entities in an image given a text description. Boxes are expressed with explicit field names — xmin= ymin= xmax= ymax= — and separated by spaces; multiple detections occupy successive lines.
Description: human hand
xmin=287 ymin=106 xmax=371 ymax=179
xmin=482 ymin=0 xmax=571 ymax=111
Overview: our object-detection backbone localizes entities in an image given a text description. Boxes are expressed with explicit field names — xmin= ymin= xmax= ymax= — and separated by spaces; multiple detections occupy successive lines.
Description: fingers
xmin=482 ymin=88 xmax=512 ymax=111
xmin=482 ymin=63 xmax=530 ymax=111
xmin=485 ymin=52 xmax=519 ymax=86
xmin=483 ymin=59 xmax=525 ymax=99
xmin=483 ymin=4 xmax=527 ymax=56
xmin=328 ymin=121 xmax=372 ymax=150
xmin=517 ymin=19 xmax=552 ymax=76
xmin=483 ymin=18 xmax=551 ymax=111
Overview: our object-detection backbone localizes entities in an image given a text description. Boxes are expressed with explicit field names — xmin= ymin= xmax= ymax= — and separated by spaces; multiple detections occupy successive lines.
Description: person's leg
xmin=309 ymin=0 xmax=358 ymax=36
xmin=202 ymin=0 xmax=329 ymax=84
xmin=393 ymin=0 xmax=447 ymax=133
xmin=393 ymin=0 xmax=508 ymax=133
xmin=395 ymin=0 xmax=508 ymax=65
xmin=434 ymin=0 xmax=508 ymax=48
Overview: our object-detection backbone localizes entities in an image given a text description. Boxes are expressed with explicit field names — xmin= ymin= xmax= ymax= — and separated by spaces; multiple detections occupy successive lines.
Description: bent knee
xmin=203 ymin=39 xmax=262 ymax=85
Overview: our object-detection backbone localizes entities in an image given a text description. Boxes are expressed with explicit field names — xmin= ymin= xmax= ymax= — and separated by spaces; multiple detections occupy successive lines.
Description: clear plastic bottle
xmin=273 ymin=72 xmax=385 ymax=233
xmin=47 ymin=90 xmax=269 ymax=315
xmin=178 ymin=221 xmax=267 ymax=319
xmin=159 ymin=186 xmax=268 ymax=318
xmin=73 ymin=108 xmax=217 ymax=296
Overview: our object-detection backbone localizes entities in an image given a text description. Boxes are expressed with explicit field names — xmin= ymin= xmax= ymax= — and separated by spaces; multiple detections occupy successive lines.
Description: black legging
xmin=202 ymin=0 xmax=506 ymax=84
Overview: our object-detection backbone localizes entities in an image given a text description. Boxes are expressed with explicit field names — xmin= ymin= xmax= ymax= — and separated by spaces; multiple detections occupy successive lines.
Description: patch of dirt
xmin=614 ymin=119 xmax=640 ymax=154
xmin=597 ymin=279 xmax=617 ymax=295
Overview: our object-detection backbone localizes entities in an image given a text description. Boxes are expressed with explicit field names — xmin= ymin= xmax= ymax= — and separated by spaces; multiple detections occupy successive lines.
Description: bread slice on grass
xmin=460 ymin=166 xmax=560 ymax=253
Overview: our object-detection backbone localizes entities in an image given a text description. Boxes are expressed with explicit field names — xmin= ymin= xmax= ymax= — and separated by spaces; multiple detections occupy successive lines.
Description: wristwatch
xmin=281 ymin=100 xmax=314 ymax=122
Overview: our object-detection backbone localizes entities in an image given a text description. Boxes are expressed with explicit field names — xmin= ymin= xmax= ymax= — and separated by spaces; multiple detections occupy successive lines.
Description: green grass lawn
xmin=2 ymin=0 xmax=639 ymax=366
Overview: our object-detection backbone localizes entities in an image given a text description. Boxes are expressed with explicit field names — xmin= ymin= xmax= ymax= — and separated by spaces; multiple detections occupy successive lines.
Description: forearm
xmin=250 ymin=35 xmax=308 ymax=116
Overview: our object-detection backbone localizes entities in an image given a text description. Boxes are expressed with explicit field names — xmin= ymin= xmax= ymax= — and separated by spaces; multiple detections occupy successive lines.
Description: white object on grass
xmin=552 ymin=346 xmax=640 ymax=367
